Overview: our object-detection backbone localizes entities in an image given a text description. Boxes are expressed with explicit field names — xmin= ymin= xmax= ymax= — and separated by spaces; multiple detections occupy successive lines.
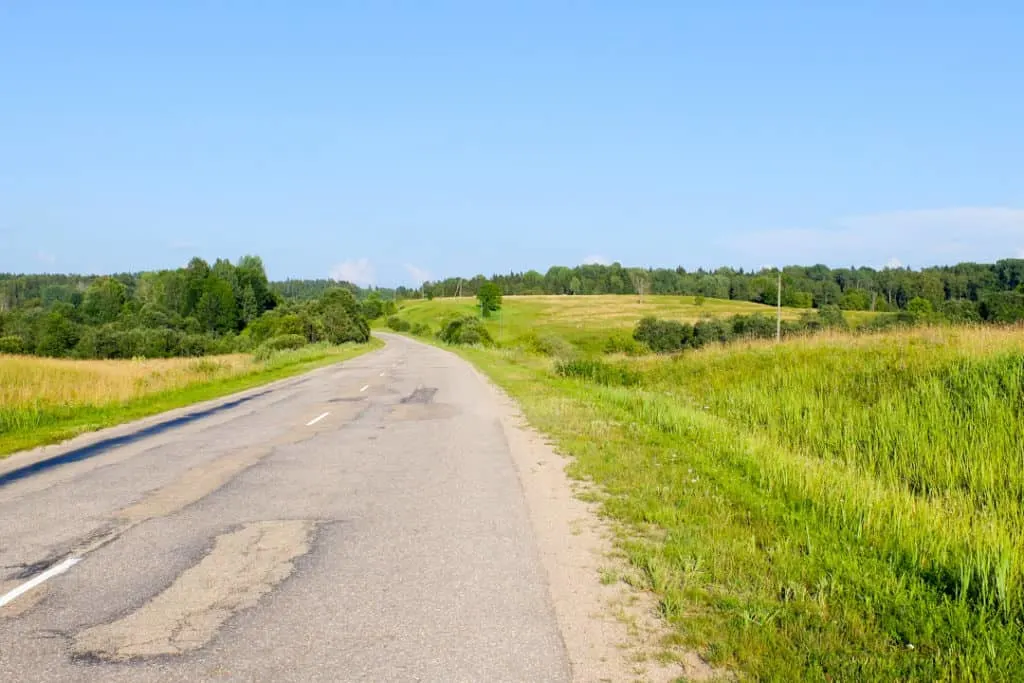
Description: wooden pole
xmin=776 ymin=272 xmax=782 ymax=342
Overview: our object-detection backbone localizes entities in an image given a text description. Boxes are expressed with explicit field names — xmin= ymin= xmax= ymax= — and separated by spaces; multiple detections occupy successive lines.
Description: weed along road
xmin=0 ymin=333 xmax=571 ymax=682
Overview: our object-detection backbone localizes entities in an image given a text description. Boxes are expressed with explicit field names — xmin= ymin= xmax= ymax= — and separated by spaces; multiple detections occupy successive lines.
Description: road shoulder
xmin=472 ymin=363 xmax=719 ymax=682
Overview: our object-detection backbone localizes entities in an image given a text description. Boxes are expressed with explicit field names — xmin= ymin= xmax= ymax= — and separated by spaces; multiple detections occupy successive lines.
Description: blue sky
xmin=2 ymin=2 xmax=1022 ymax=285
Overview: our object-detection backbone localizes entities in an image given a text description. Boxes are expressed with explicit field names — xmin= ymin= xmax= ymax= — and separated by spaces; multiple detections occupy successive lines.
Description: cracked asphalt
xmin=0 ymin=333 xmax=570 ymax=682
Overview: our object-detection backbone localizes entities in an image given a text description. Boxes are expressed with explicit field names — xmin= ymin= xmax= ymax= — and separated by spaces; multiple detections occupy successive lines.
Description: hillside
xmin=392 ymin=294 xmax=878 ymax=352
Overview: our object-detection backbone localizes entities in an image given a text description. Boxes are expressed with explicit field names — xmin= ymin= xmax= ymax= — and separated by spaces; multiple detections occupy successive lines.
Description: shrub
xmin=74 ymin=326 xmax=119 ymax=359
xmin=274 ymin=314 xmax=306 ymax=337
xmin=907 ymin=297 xmax=934 ymax=318
xmin=0 ymin=335 xmax=24 ymax=354
xmin=361 ymin=295 xmax=385 ymax=320
xmin=518 ymin=331 xmax=574 ymax=357
xmin=253 ymin=334 xmax=307 ymax=361
xmin=729 ymin=314 xmax=776 ymax=340
xmin=633 ymin=316 xmax=694 ymax=353
xmin=113 ymin=328 xmax=151 ymax=358
xmin=693 ymin=318 xmax=732 ymax=347
xmin=979 ymin=291 xmax=1024 ymax=323
xmin=264 ymin=334 xmax=307 ymax=351
xmin=940 ymin=299 xmax=982 ymax=323
xmin=208 ymin=333 xmax=243 ymax=355
xmin=179 ymin=334 xmax=213 ymax=357
xmin=36 ymin=312 xmax=80 ymax=357
xmin=410 ymin=322 xmax=432 ymax=337
xmin=865 ymin=313 xmax=913 ymax=332
xmin=439 ymin=315 xmax=493 ymax=346
xmin=818 ymin=305 xmax=849 ymax=330
xmin=555 ymin=358 xmax=640 ymax=386
xmin=387 ymin=316 xmax=412 ymax=332
xmin=602 ymin=333 xmax=644 ymax=355
xmin=319 ymin=288 xmax=370 ymax=343
xmin=322 ymin=306 xmax=368 ymax=344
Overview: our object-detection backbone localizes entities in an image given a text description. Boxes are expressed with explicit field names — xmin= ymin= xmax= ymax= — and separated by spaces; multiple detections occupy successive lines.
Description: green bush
xmin=264 ymin=334 xmax=307 ymax=351
xmin=253 ymin=334 xmax=307 ymax=361
xmin=36 ymin=311 xmax=80 ymax=357
xmin=410 ymin=322 xmax=432 ymax=337
xmin=693 ymin=318 xmax=731 ymax=346
xmin=74 ymin=326 xmax=119 ymax=359
xmin=319 ymin=288 xmax=370 ymax=344
xmin=439 ymin=315 xmax=493 ymax=346
xmin=0 ymin=335 xmax=25 ymax=354
xmin=980 ymin=291 xmax=1024 ymax=323
xmin=208 ymin=333 xmax=244 ymax=355
xmin=818 ymin=304 xmax=849 ymax=329
xmin=940 ymin=299 xmax=982 ymax=323
xmin=113 ymin=328 xmax=151 ymax=358
xmin=729 ymin=313 xmax=776 ymax=340
xmin=361 ymin=295 xmax=385 ymax=320
xmin=555 ymin=358 xmax=640 ymax=386
xmin=602 ymin=333 xmax=644 ymax=355
xmin=386 ymin=316 xmax=412 ymax=332
xmin=633 ymin=316 xmax=693 ymax=353
xmin=179 ymin=334 xmax=213 ymax=357
xmin=518 ymin=331 xmax=574 ymax=357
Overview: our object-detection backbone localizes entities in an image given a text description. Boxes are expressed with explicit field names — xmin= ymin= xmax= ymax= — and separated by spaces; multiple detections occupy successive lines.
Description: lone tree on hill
xmin=477 ymin=282 xmax=503 ymax=318
xmin=629 ymin=268 xmax=650 ymax=303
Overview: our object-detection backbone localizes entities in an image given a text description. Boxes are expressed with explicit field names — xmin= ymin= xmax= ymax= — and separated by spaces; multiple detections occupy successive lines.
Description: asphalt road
xmin=0 ymin=333 xmax=571 ymax=682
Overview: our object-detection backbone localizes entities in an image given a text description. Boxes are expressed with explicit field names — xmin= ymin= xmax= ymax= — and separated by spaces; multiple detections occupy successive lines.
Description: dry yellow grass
xmin=0 ymin=340 xmax=381 ymax=455
xmin=650 ymin=321 xmax=1024 ymax=363
xmin=0 ymin=354 xmax=255 ymax=410
xmin=507 ymin=294 xmax=806 ymax=326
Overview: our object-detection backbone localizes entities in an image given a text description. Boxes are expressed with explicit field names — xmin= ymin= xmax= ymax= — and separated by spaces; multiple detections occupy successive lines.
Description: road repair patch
xmin=73 ymin=520 xmax=314 ymax=662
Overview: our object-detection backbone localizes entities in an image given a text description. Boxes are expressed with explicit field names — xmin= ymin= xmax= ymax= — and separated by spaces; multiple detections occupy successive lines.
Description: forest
xmin=0 ymin=256 xmax=378 ymax=359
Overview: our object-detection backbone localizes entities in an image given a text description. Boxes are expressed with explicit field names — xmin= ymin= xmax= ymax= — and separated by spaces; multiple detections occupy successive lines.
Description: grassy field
xmin=396 ymin=297 xmax=1024 ymax=680
xmin=391 ymin=294 xmax=877 ymax=353
xmin=0 ymin=340 xmax=381 ymax=457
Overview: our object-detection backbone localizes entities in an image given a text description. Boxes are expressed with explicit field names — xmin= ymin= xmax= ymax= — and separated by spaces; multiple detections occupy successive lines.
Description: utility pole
xmin=776 ymin=272 xmax=782 ymax=342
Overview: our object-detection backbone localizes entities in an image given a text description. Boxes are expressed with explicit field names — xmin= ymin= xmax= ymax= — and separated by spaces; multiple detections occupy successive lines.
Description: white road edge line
xmin=360 ymin=385 xmax=370 ymax=392
xmin=0 ymin=557 xmax=80 ymax=608
xmin=306 ymin=412 xmax=330 ymax=427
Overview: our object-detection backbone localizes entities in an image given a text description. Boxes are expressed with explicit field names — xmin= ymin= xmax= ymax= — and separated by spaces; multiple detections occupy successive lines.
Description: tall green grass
xmin=451 ymin=325 xmax=1024 ymax=679
xmin=637 ymin=330 xmax=1024 ymax=618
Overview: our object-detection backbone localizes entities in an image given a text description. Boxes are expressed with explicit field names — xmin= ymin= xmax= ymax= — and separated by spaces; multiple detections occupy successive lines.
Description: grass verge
xmin=0 ymin=339 xmax=382 ymax=457
xmin=438 ymin=326 xmax=1024 ymax=681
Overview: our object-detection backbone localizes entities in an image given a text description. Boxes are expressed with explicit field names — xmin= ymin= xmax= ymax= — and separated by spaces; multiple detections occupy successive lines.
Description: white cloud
xmin=885 ymin=257 xmax=904 ymax=269
xmin=724 ymin=207 xmax=1024 ymax=268
xmin=583 ymin=254 xmax=610 ymax=265
xmin=404 ymin=264 xmax=432 ymax=284
xmin=36 ymin=250 xmax=56 ymax=266
xmin=330 ymin=258 xmax=375 ymax=286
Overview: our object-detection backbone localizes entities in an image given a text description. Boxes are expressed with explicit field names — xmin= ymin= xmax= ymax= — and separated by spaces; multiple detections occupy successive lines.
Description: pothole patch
xmin=73 ymin=520 xmax=315 ymax=662
xmin=400 ymin=387 xmax=438 ymax=404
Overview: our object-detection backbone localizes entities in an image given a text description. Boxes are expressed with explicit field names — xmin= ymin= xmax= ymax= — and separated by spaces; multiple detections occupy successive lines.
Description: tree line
xmin=414 ymin=260 xmax=1024 ymax=323
xmin=0 ymin=256 xmax=379 ymax=359
xmin=7 ymin=256 xmax=1024 ymax=359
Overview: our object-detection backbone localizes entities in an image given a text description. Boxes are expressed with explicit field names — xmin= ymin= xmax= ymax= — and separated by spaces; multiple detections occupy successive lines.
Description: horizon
xmin=3 ymin=4 xmax=1023 ymax=284
xmin=5 ymin=253 xmax=1024 ymax=287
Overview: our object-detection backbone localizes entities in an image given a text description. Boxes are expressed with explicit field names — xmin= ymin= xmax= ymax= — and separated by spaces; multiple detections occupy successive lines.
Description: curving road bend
xmin=0 ymin=333 xmax=570 ymax=682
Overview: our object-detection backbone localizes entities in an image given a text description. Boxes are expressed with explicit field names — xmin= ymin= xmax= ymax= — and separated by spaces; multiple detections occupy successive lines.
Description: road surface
xmin=0 ymin=334 xmax=571 ymax=682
